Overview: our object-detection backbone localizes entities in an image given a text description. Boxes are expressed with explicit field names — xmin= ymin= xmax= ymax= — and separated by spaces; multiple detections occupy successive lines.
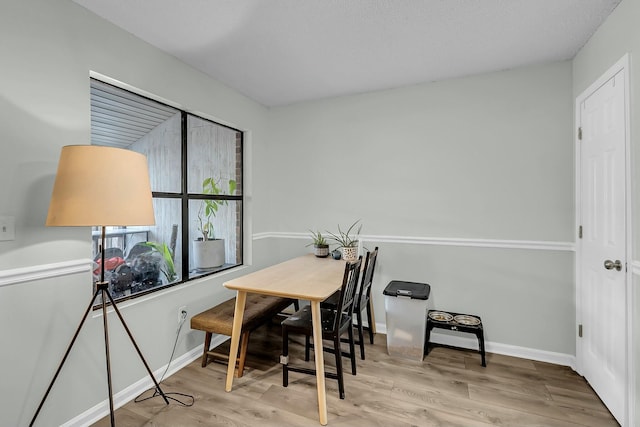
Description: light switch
xmin=0 ymin=216 xmax=16 ymax=241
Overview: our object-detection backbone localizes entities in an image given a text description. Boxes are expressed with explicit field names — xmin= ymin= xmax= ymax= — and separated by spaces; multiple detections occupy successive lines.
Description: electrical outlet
xmin=0 ymin=216 xmax=15 ymax=241
xmin=178 ymin=306 xmax=187 ymax=323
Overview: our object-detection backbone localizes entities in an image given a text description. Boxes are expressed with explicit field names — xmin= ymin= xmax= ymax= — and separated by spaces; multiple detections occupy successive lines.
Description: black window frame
xmin=90 ymin=78 xmax=244 ymax=308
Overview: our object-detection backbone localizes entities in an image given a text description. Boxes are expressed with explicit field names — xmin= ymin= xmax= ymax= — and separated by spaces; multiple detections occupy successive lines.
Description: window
xmin=90 ymin=79 xmax=243 ymax=304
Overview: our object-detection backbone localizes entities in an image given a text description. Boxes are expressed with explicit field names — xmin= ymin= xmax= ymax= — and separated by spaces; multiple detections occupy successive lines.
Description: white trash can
xmin=383 ymin=280 xmax=431 ymax=361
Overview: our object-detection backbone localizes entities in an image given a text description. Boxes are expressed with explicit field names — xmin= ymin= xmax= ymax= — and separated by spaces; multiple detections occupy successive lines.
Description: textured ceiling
xmin=74 ymin=0 xmax=620 ymax=107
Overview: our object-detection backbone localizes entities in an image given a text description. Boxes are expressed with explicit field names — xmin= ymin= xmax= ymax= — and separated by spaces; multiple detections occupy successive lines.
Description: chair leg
xmin=334 ymin=335 xmax=345 ymax=399
xmin=305 ymin=334 xmax=311 ymax=361
xmin=282 ymin=327 xmax=289 ymax=387
xmin=201 ymin=332 xmax=212 ymax=367
xmin=356 ymin=309 xmax=366 ymax=360
xmin=366 ymin=303 xmax=375 ymax=344
xmin=347 ymin=322 xmax=357 ymax=375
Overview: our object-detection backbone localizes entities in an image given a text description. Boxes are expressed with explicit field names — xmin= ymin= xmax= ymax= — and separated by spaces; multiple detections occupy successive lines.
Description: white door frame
xmin=575 ymin=53 xmax=633 ymax=427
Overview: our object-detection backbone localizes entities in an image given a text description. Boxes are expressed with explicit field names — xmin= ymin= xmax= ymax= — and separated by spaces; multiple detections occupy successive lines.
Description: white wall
xmin=266 ymin=61 xmax=575 ymax=356
xmin=572 ymin=0 xmax=639 ymax=422
xmin=0 ymin=0 xmax=271 ymax=425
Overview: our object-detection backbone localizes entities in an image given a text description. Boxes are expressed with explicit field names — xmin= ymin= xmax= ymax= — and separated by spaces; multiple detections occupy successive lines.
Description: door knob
xmin=604 ymin=259 xmax=622 ymax=271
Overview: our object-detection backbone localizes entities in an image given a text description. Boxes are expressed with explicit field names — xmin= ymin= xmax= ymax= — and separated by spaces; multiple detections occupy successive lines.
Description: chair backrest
xmin=356 ymin=247 xmax=378 ymax=311
xmin=332 ymin=256 xmax=363 ymax=332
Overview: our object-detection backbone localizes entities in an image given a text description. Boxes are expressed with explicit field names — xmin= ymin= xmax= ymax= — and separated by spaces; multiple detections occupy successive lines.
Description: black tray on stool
xmin=426 ymin=310 xmax=486 ymax=367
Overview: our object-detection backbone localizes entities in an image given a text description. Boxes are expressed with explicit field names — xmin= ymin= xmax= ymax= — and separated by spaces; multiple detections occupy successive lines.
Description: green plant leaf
xmin=197 ymin=175 xmax=236 ymax=240
xmin=326 ymin=220 xmax=361 ymax=248
xmin=306 ymin=229 xmax=327 ymax=246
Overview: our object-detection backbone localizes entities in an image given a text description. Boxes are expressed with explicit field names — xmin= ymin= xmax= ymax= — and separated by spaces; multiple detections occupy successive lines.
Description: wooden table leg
xmin=310 ymin=300 xmax=328 ymax=425
xmin=225 ymin=290 xmax=247 ymax=392
xmin=368 ymin=299 xmax=377 ymax=334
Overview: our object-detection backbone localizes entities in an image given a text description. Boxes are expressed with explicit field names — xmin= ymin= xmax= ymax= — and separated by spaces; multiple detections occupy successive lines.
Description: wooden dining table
xmin=223 ymin=254 xmax=347 ymax=425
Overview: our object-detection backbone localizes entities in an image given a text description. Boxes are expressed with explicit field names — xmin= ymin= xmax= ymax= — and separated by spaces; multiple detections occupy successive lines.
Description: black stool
xmin=426 ymin=310 xmax=486 ymax=367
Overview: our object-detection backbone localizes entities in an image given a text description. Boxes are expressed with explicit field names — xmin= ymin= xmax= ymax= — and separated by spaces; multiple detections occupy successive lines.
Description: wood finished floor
xmin=93 ymin=321 xmax=618 ymax=427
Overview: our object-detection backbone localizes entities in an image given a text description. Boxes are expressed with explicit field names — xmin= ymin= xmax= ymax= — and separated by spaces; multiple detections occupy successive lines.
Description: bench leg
xmin=236 ymin=331 xmax=251 ymax=378
xmin=202 ymin=332 xmax=212 ymax=367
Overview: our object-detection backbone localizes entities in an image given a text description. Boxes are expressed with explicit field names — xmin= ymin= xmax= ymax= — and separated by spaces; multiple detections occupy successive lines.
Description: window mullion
xmin=181 ymin=111 xmax=189 ymax=281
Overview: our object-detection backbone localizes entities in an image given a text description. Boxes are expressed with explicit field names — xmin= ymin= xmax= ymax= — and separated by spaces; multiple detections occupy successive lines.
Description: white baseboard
xmin=62 ymin=335 xmax=228 ymax=427
xmin=374 ymin=323 xmax=575 ymax=369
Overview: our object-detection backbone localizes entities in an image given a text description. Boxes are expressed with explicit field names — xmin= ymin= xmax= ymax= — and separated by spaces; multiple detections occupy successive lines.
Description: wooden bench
xmin=190 ymin=294 xmax=297 ymax=377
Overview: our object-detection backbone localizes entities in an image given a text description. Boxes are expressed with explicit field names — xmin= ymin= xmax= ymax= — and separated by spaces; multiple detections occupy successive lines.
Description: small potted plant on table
xmin=327 ymin=220 xmax=362 ymax=262
xmin=307 ymin=230 xmax=330 ymax=258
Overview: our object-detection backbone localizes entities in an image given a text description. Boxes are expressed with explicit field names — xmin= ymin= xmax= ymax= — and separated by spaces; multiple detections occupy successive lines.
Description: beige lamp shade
xmin=46 ymin=145 xmax=155 ymax=226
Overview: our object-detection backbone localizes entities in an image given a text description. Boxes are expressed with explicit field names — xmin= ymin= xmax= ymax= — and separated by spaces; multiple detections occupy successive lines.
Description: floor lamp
xmin=30 ymin=145 xmax=168 ymax=427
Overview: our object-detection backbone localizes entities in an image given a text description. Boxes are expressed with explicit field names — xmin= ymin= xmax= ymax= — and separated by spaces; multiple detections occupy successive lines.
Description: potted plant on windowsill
xmin=193 ymin=176 xmax=236 ymax=271
xmin=327 ymin=220 xmax=362 ymax=262
xmin=306 ymin=230 xmax=330 ymax=258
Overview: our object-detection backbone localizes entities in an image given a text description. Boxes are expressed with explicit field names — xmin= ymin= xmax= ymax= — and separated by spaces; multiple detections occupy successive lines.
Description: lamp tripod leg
xmin=103 ymin=289 xmax=170 ymax=405
xmin=29 ymin=288 xmax=103 ymax=427
xmin=100 ymin=286 xmax=116 ymax=427
xmin=30 ymin=283 xmax=169 ymax=427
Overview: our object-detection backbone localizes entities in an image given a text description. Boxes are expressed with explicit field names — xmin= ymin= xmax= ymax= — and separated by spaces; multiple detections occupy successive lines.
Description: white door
xmin=578 ymin=66 xmax=627 ymax=425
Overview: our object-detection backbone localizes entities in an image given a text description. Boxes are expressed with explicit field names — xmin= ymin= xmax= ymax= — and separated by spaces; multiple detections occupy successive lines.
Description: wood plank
xmin=546 ymin=384 xmax=617 ymax=413
xmin=92 ymin=327 xmax=618 ymax=427
xmin=469 ymin=383 xmax=618 ymax=427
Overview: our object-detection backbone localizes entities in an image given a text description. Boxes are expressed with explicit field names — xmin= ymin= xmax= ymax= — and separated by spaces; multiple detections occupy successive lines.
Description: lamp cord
xmin=134 ymin=315 xmax=195 ymax=407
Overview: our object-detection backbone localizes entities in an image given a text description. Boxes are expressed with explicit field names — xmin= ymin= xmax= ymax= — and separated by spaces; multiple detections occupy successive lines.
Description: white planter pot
xmin=192 ymin=239 xmax=225 ymax=270
xmin=341 ymin=246 xmax=358 ymax=262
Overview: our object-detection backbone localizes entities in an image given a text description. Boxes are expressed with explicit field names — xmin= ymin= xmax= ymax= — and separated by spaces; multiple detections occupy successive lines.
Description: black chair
xmin=322 ymin=247 xmax=379 ymax=359
xmin=281 ymin=256 xmax=362 ymax=399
